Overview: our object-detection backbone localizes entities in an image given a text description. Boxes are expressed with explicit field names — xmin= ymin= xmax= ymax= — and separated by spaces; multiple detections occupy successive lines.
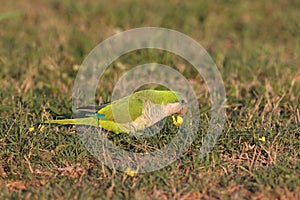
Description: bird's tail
xmin=47 ymin=117 xmax=100 ymax=127
xmin=48 ymin=119 xmax=77 ymax=125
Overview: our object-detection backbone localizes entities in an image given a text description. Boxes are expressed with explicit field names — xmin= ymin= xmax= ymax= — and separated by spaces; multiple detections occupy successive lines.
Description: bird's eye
xmin=180 ymin=99 xmax=186 ymax=104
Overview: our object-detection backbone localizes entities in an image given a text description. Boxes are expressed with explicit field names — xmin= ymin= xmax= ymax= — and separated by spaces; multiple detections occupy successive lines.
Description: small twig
xmin=24 ymin=155 xmax=33 ymax=173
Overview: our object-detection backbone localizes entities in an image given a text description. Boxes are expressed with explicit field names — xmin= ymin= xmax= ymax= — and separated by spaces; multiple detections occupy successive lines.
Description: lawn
xmin=0 ymin=0 xmax=299 ymax=199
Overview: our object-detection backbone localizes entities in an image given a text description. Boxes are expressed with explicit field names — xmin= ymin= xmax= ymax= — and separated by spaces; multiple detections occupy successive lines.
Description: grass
xmin=1 ymin=0 xmax=299 ymax=199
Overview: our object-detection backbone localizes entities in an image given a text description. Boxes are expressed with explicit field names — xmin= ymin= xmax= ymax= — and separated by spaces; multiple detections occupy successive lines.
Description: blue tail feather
xmin=85 ymin=113 xmax=107 ymax=119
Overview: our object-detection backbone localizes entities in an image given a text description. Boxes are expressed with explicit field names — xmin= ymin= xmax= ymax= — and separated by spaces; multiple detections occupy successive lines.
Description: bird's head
xmin=176 ymin=98 xmax=188 ymax=115
xmin=165 ymin=97 xmax=188 ymax=116
xmin=171 ymin=98 xmax=187 ymax=127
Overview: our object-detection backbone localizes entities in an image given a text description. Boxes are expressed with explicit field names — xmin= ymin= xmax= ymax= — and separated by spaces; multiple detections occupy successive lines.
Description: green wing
xmin=97 ymin=90 xmax=180 ymax=123
xmin=97 ymin=95 xmax=143 ymax=123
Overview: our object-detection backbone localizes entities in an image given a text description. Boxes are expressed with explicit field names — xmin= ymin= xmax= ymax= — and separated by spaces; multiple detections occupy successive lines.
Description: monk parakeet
xmin=49 ymin=90 xmax=188 ymax=134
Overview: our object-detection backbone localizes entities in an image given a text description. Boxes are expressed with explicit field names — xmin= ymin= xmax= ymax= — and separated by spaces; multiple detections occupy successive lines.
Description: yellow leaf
xmin=259 ymin=136 xmax=266 ymax=143
xmin=172 ymin=115 xmax=183 ymax=127
xmin=125 ymin=168 xmax=136 ymax=177
xmin=39 ymin=125 xmax=45 ymax=132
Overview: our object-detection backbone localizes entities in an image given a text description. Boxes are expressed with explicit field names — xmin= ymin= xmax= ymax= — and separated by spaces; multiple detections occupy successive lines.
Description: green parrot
xmin=48 ymin=90 xmax=188 ymax=134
